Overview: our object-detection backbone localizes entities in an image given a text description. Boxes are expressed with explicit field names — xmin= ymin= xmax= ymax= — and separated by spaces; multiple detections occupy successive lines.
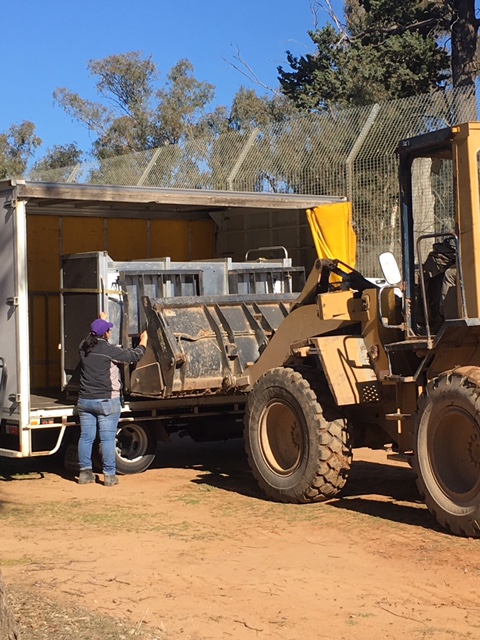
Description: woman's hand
xmin=139 ymin=331 xmax=148 ymax=347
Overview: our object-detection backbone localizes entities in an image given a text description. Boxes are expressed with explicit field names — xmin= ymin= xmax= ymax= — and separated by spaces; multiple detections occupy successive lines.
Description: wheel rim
xmin=429 ymin=406 xmax=480 ymax=503
xmin=116 ymin=424 xmax=149 ymax=462
xmin=259 ymin=401 xmax=304 ymax=475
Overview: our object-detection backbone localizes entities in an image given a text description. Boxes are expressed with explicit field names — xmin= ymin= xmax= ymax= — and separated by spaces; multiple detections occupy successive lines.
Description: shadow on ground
xmin=158 ymin=438 xmax=437 ymax=532
xmin=0 ymin=437 xmax=439 ymax=532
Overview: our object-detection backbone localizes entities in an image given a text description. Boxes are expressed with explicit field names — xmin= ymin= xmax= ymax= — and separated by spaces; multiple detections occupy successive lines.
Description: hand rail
xmin=245 ymin=246 xmax=288 ymax=261
xmin=0 ymin=356 xmax=7 ymax=413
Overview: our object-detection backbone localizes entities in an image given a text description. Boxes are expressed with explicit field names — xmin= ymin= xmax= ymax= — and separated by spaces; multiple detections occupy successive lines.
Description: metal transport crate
xmin=61 ymin=249 xmax=305 ymax=393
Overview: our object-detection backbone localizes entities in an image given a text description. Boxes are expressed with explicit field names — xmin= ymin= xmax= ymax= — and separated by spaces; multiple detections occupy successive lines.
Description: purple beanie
xmin=90 ymin=318 xmax=114 ymax=336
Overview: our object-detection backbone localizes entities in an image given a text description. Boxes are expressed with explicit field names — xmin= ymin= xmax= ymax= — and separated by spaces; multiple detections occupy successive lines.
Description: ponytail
xmin=81 ymin=332 xmax=99 ymax=356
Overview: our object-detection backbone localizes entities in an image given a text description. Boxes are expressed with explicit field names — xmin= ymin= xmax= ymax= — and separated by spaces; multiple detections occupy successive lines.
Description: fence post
xmin=67 ymin=164 xmax=81 ymax=183
xmin=138 ymin=148 xmax=163 ymax=186
xmin=345 ymin=104 xmax=380 ymax=202
xmin=227 ymin=128 xmax=259 ymax=191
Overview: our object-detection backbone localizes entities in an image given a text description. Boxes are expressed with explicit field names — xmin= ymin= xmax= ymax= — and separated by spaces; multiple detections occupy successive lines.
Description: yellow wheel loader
xmin=241 ymin=122 xmax=480 ymax=538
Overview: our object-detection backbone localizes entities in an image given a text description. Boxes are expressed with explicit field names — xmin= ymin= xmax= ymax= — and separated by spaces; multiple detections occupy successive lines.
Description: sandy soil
xmin=1 ymin=438 xmax=480 ymax=640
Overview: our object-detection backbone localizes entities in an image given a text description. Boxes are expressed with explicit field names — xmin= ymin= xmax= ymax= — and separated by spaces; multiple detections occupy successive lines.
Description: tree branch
xmin=222 ymin=47 xmax=281 ymax=96
xmin=310 ymin=0 xmax=345 ymax=33
xmin=352 ymin=16 xmax=451 ymax=40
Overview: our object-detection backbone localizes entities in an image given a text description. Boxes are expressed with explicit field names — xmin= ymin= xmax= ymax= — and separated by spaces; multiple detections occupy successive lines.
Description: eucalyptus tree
xmin=30 ymin=142 xmax=84 ymax=181
xmin=0 ymin=121 xmax=42 ymax=179
xmin=54 ymin=53 xmax=217 ymax=161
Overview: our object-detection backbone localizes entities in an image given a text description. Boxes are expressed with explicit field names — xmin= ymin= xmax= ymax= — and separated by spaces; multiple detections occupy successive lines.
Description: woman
xmin=77 ymin=316 xmax=148 ymax=486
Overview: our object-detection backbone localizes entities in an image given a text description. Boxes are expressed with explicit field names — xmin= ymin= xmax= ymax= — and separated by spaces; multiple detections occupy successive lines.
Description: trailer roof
xmin=0 ymin=180 xmax=346 ymax=218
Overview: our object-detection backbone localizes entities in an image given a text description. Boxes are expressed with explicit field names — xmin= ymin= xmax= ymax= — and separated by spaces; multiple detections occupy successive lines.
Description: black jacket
xmin=79 ymin=338 xmax=146 ymax=399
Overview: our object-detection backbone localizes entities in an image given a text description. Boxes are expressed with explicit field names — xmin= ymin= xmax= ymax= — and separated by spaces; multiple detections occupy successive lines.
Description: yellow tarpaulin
xmin=306 ymin=202 xmax=357 ymax=268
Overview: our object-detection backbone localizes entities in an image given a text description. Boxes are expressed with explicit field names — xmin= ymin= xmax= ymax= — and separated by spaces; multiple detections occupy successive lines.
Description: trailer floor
xmin=30 ymin=391 xmax=75 ymax=411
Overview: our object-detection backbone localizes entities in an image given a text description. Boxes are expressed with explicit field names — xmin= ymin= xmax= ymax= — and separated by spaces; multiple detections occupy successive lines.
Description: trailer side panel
xmin=0 ymin=190 xmax=21 ymax=424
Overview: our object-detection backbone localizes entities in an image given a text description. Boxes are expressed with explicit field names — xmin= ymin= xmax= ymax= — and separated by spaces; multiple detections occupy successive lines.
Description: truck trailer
xmin=0 ymin=181 xmax=347 ymax=473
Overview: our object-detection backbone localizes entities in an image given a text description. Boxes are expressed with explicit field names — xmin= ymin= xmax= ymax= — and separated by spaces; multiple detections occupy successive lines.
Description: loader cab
xmin=396 ymin=122 xmax=480 ymax=342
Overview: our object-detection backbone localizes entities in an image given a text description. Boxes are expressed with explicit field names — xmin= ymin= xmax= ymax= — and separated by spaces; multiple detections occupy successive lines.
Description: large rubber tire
xmin=413 ymin=370 xmax=480 ymax=537
xmin=115 ymin=423 xmax=157 ymax=475
xmin=244 ymin=367 xmax=352 ymax=503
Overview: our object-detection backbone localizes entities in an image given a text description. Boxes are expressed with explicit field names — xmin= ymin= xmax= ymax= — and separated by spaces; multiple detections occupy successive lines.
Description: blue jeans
xmin=77 ymin=398 xmax=122 ymax=476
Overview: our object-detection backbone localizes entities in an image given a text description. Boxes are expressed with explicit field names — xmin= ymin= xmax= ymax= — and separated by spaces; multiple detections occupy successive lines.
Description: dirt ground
xmin=1 ymin=438 xmax=480 ymax=640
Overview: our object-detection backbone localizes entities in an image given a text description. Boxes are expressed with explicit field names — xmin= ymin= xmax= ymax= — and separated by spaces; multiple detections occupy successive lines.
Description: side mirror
xmin=379 ymin=252 xmax=402 ymax=286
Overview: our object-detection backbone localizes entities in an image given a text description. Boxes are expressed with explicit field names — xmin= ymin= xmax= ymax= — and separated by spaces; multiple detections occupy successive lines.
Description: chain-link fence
xmin=29 ymin=86 xmax=479 ymax=276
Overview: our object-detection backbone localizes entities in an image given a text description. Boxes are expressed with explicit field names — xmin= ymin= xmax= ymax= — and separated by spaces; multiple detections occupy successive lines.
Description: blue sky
xmin=3 ymin=0 xmax=343 ymax=160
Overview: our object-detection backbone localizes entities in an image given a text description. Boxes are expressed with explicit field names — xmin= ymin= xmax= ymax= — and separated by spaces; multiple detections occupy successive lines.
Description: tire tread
xmin=413 ymin=370 xmax=480 ymax=538
xmin=245 ymin=367 xmax=352 ymax=504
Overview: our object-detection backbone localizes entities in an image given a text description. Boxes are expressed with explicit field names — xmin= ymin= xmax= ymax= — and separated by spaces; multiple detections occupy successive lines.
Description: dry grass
xmin=9 ymin=585 xmax=169 ymax=640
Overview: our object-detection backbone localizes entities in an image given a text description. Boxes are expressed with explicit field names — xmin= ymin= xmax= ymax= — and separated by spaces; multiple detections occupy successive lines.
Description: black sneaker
xmin=104 ymin=474 xmax=119 ymax=487
xmin=78 ymin=469 xmax=95 ymax=485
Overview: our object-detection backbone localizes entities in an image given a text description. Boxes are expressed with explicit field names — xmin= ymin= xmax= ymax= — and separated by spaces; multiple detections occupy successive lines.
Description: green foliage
xmin=0 ymin=121 xmax=42 ymax=179
xmin=50 ymin=50 xmax=298 ymax=188
xmin=54 ymin=53 xmax=217 ymax=160
xmin=229 ymin=87 xmax=298 ymax=130
xmin=278 ymin=0 xmax=451 ymax=110
xmin=30 ymin=143 xmax=83 ymax=182
xmin=53 ymin=51 xmax=157 ymax=158
xmin=31 ymin=143 xmax=83 ymax=171
xmin=153 ymin=59 xmax=216 ymax=144
xmin=90 ymin=51 xmax=156 ymax=112
xmin=279 ymin=25 xmax=350 ymax=110
xmin=51 ymin=50 xmax=300 ymax=168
